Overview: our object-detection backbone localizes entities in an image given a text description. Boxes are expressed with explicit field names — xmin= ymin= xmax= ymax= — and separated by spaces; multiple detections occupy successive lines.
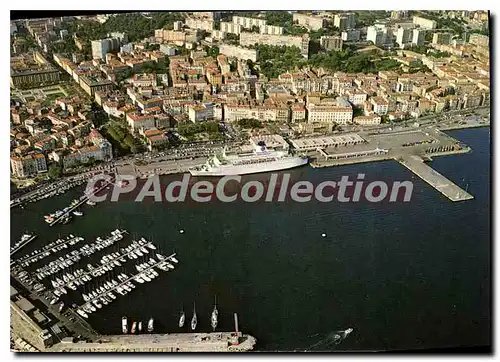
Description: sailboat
xmin=191 ymin=302 xmax=197 ymax=331
xmin=211 ymin=295 xmax=218 ymax=331
xmin=179 ymin=309 xmax=185 ymax=328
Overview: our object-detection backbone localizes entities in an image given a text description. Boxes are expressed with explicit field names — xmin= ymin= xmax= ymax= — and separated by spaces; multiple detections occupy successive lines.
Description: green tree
xmin=48 ymin=163 xmax=63 ymax=180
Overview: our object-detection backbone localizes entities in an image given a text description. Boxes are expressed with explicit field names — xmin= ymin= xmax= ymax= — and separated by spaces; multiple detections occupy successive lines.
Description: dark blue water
xmin=11 ymin=128 xmax=491 ymax=351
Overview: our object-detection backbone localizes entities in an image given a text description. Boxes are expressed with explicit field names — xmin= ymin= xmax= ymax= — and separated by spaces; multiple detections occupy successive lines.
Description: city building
xmin=306 ymin=102 xmax=353 ymax=125
xmin=10 ymin=153 xmax=47 ymax=178
xmin=91 ymin=38 xmax=120 ymax=60
xmin=259 ymin=25 xmax=284 ymax=35
xmin=412 ymin=16 xmax=437 ymax=29
xmin=173 ymin=21 xmax=183 ymax=31
xmin=432 ymin=32 xmax=452 ymax=45
xmin=396 ymin=27 xmax=413 ymax=48
xmin=367 ymin=26 xmax=392 ymax=46
xmin=293 ymin=13 xmax=325 ymax=31
xmin=239 ymin=33 xmax=310 ymax=58
xmin=320 ymin=36 xmax=343 ymax=51
xmin=353 ymin=114 xmax=382 ymax=125
xmin=220 ymin=22 xmax=243 ymax=35
xmin=289 ymin=134 xmax=365 ymax=151
xmin=469 ymin=33 xmax=489 ymax=47
xmin=185 ymin=17 xmax=214 ymax=31
xmin=10 ymin=52 xmax=60 ymax=88
xmin=411 ymin=29 xmax=425 ymax=46
xmin=188 ymin=102 xmax=215 ymax=122
xmin=232 ymin=16 xmax=267 ymax=29
xmin=79 ymin=76 xmax=114 ymax=97
xmin=333 ymin=13 xmax=356 ymax=30
xmin=219 ymin=45 xmax=259 ymax=62
xmin=341 ymin=29 xmax=361 ymax=42
xmin=370 ymin=96 xmax=389 ymax=115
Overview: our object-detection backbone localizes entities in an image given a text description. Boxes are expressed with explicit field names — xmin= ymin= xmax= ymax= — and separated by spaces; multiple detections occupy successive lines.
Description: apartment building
xmin=259 ymin=25 xmax=284 ymax=35
xmin=333 ymin=13 xmax=356 ymax=30
xmin=239 ymin=32 xmax=310 ymax=58
xmin=232 ymin=16 xmax=267 ymax=29
xmin=91 ymin=38 xmax=120 ymax=60
xmin=10 ymin=153 xmax=47 ymax=178
xmin=306 ymin=103 xmax=353 ymax=125
xmin=370 ymin=96 xmax=389 ymax=115
xmin=219 ymin=45 xmax=259 ymax=62
xmin=341 ymin=29 xmax=361 ymax=42
xmin=412 ymin=16 xmax=437 ymax=29
xmin=188 ymin=102 xmax=215 ymax=122
xmin=432 ymin=32 xmax=452 ymax=45
xmin=320 ymin=36 xmax=343 ymax=51
xmin=185 ymin=17 xmax=214 ymax=31
xmin=220 ymin=22 xmax=243 ymax=35
xmin=293 ymin=13 xmax=325 ymax=31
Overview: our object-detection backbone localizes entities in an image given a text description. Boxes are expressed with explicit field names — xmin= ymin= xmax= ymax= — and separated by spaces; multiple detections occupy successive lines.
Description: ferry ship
xmin=189 ymin=142 xmax=308 ymax=176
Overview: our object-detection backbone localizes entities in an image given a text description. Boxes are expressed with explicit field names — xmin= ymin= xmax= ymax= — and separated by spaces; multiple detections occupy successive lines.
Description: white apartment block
xmin=367 ymin=26 xmax=392 ymax=46
xmin=188 ymin=103 xmax=215 ymax=122
xmin=218 ymin=44 xmax=259 ymax=62
xmin=239 ymin=32 xmax=310 ymax=58
xmin=186 ymin=17 xmax=214 ymax=31
xmin=293 ymin=13 xmax=325 ymax=31
xmin=396 ymin=27 xmax=412 ymax=48
xmin=412 ymin=16 xmax=437 ymax=29
xmin=306 ymin=104 xmax=353 ymax=125
xmin=333 ymin=13 xmax=356 ymax=30
xmin=259 ymin=25 xmax=284 ymax=35
xmin=320 ymin=36 xmax=343 ymax=51
xmin=341 ymin=29 xmax=361 ymax=42
xmin=412 ymin=29 xmax=425 ymax=46
xmin=370 ymin=97 xmax=389 ymax=115
xmin=232 ymin=16 xmax=267 ymax=29
xmin=220 ymin=22 xmax=243 ymax=35
xmin=432 ymin=32 xmax=452 ymax=45
xmin=353 ymin=115 xmax=382 ymax=126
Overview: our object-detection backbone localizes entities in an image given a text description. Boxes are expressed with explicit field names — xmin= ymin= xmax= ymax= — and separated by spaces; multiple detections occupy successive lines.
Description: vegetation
xmin=257 ymin=44 xmax=307 ymax=78
xmin=469 ymin=28 xmax=489 ymax=36
xmin=177 ymin=121 xmax=220 ymax=138
xmin=225 ymin=33 xmax=239 ymax=45
xmin=427 ymin=50 xmax=452 ymax=58
xmin=141 ymin=61 xmax=169 ymax=74
xmin=48 ymin=163 xmax=63 ymax=179
xmin=103 ymin=121 xmax=141 ymax=155
xmin=89 ymin=101 xmax=109 ymax=127
xmin=237 ymin=118 xmax=263 ymax=129
xmin=72 ymin=12 xmax=186 ymax=45
xmin=205 ymin=46 xmax=219 ymax=58
xmin=354 ymin=11 xmax=390 ymax=27
xmin=309 ymin=48 xmax=400 ymax=74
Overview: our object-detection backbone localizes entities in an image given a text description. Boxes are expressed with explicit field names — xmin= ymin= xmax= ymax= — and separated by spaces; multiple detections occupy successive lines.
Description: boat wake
xmin=306 ymin=328 xmax=353 ymax=351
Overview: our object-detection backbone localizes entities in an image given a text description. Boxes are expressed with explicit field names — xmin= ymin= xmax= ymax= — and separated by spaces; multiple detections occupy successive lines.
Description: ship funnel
xmin=234 ymin=313 xmax=239 ymax=334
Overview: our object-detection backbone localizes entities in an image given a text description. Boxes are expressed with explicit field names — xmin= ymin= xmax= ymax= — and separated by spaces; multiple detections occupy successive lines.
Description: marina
xmin=45 ymin=236 xmax=154 ymax=293
xmin=74 ymin=253 xmax=178 ymax=319
xmin=12 ymin=235 xmax=83 ymax=267
xmin=46 ymin=175 xmax=115 ymax=227
xmin=10 ymin=234 xmax=37 ymax=256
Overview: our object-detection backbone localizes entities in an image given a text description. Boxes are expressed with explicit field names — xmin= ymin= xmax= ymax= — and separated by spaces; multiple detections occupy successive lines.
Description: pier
xmin=48 ymin=331 xmax=257 ymax=352
xmin=48 ymin=176 xmax=114 ymax=227
xmin=47 ymin=239 xmax=143 ymax=292
xmin=398 ymin=155 xmax=474 ymax=202
xmin=77 ymin=253 xmax=177 ymax=309
xmin=12 ymin=235 xmax=82 ymax=267
xmin=11 ymin=235 xmax=37 ymax=257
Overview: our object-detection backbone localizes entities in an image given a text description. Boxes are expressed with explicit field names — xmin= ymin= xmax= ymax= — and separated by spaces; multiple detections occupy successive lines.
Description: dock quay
xmin=398 ymin=155 xmax=473 ymax=202
xmin=47 ymin=176 xmax=114 ymax=227
xmin=46 ymin=237 xmax=149 ymax=293
xmin=11 ymin=235 xmax=37 ymax=257
xmin=12 ymin=235 xmax=82 ymax=267
xmin=75 ymin=253 xmax=178 ymax=317
xmin=48 ymin=331 xmax=257 ymax=352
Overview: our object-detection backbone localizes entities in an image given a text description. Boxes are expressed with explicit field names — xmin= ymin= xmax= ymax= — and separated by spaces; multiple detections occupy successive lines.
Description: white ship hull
xmin=190 ymin=156 xmax=308 ymax=176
